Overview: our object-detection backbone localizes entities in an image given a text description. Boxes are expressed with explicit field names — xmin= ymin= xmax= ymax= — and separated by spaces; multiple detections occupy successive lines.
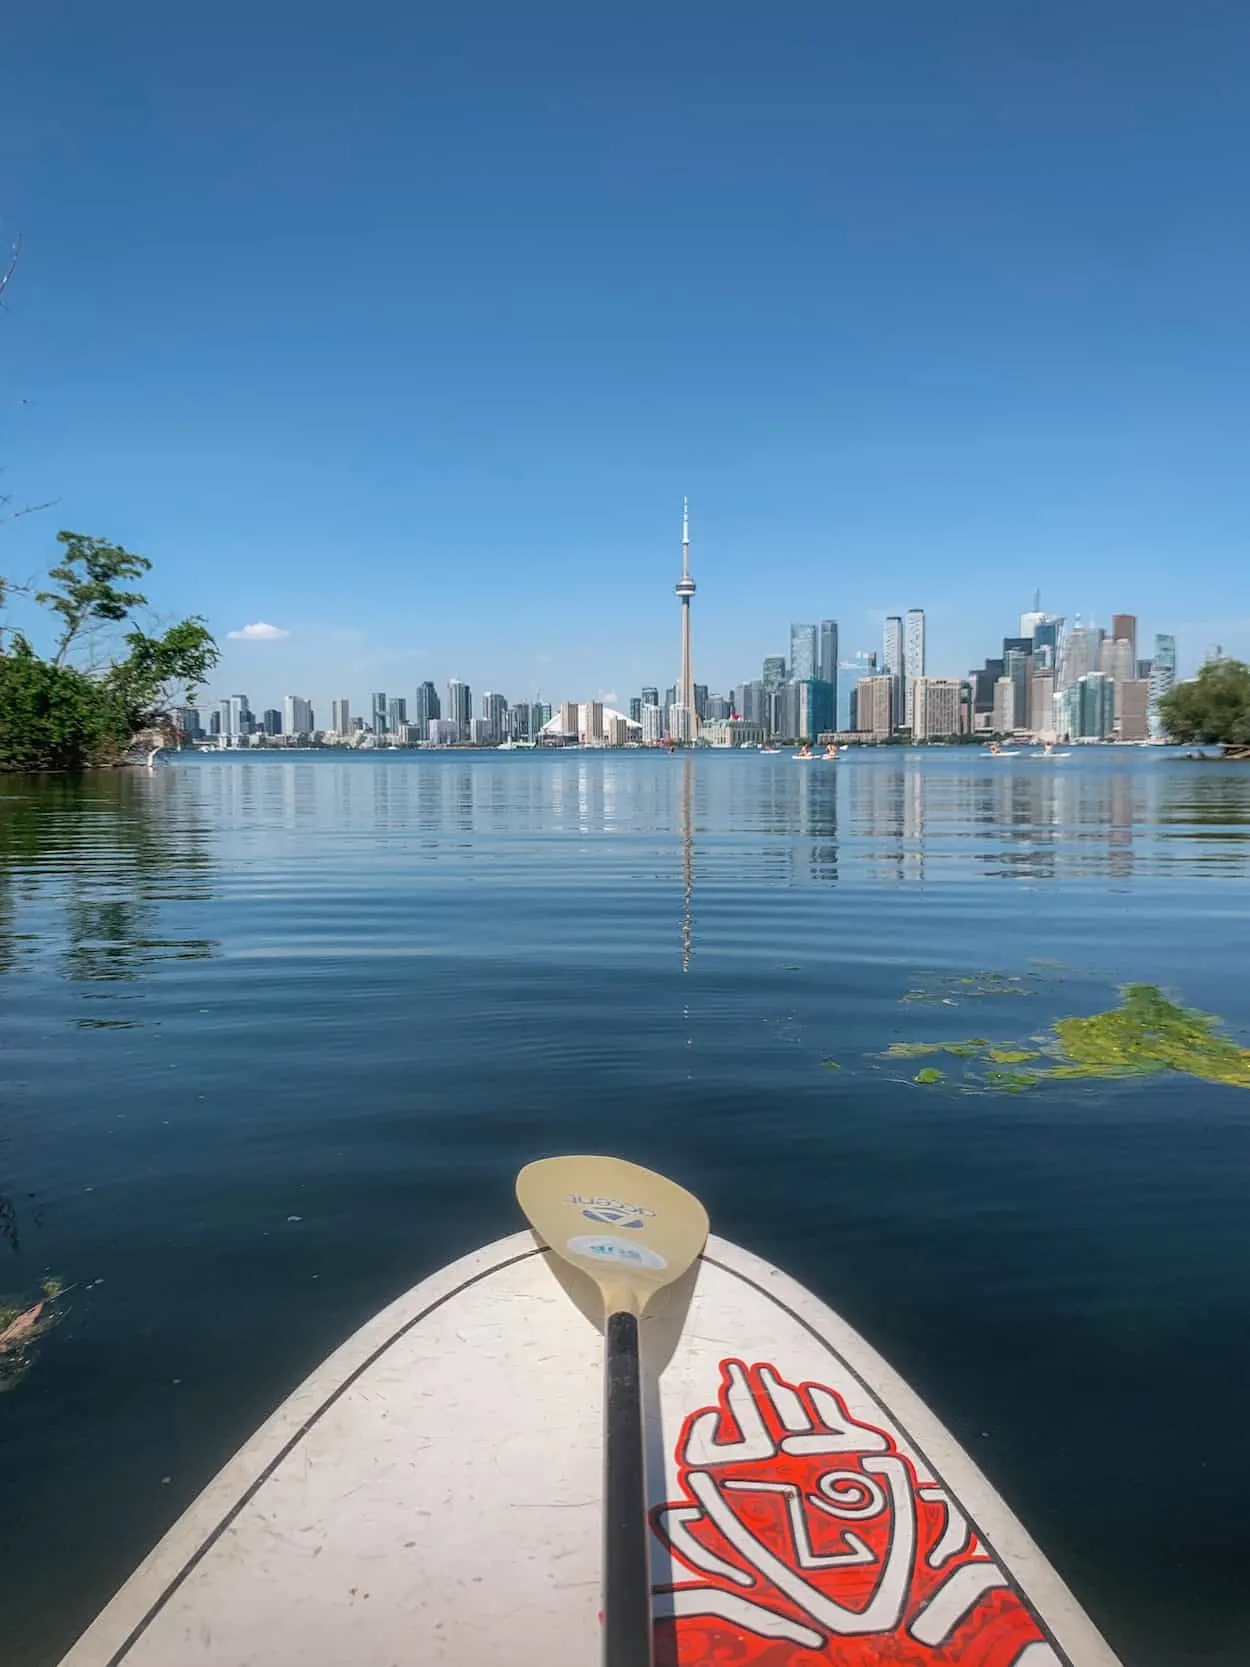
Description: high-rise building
xmin=371 ymin=692 xmax=388 ymax=734
xmin=263 ymin=708 xmax=283 ymax=736
xmin=531 ymin=701 xmax=551 ymax=736
xmin=641 ymin=686 xmax=659 ymax=711
xmin=794 ymin=679 xmax=835 ymax=741
xmin=509 ymin=705 xmax=531 ymax=742
xmin=1066 ymin=672 xmax=1115 ymax=739
xmin=469 ymin=718 xmax=492 ymax=744
xmin=387 ymin=697 xmax=408 ymax=733
xmin=641 ymin=704 xmax=664 ymax=745
xmin=992 ymin=678 xmax=1015 ymax=733
xmin=558 ymin=700 xmax=579 ymax=738
xmin=282 ymin=696 xmax=313 ymax=735
xmin=415 ymin=682 xmax=440 ymax=729
xmin=856 ymin=676 xmax=894 ymax=740
xmin=739 ymin=680 xmax=766 ymax=726
xmin=628 ymin=697 xmax=642 ymax=724
xmin=673 ymin=498 xmax=698 ymax=739
xmin=904 ymin=609 xmax=925 ymax=728
xmin=446 ymin=680 xmax=471 ymax=740
xmin=1030 ymin=671 xmax=1056 ymax=740
xmin=1136 ymin=658 xmax=1154 ymax=681
xmin=762 ymin=656 xmax=787 ymax=692
xmin=693 ymin=684 xmax=709 ymax=720
xmin=883 ymin=616 xmax=904 ymax=729
xmin=482 ymin=692 xmax=508 ymax=743
xmin=1062 ymin=624 xmax=1104 ymax=688
xmin=332 ymin=698 xmax=352 ymax=737
xmin=208 ymin=709 xmax=221 ymax=737
xmin=605 ymin=714 xmax=628 ymax=747
xmin=1100 ymin=635 xmax=1135 ymax=687
xmin=226 ymin=695 xmax=252 ymax=739
xmin=171 ymin=706 xmax=203 ymax=740
xmin=1118 ymin=680 xmax=1150 ymax=742
xmin=1004 ymin=647 xmax=1031 ymax=729
xmin=579 ymin=702 xmax=604 ymax=743
xmin=1112 ymin=614 xmax=1137 ymax=657
xmin=704 ymin=692 xmax=731 ymax=721
xmin=664 ymin=685 xmax=677 ymax=714
xmin=818 ymin=620 xmax=839 ymax=730
xmin=789 ymin=624 xmax=818 ymax=682
xmin=1150 ymin=634 xmax=1177 ymax=737
xmin=911 ymin=678 xmax=960 ymax=740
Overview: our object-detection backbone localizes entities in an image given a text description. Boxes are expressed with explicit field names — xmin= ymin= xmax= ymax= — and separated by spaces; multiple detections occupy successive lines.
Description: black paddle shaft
xmin=603 ymin=1309 xmax=653 ymax=1667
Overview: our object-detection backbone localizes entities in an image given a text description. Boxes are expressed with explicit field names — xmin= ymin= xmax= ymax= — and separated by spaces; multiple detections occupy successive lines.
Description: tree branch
xmin=0 ymin=236 xmax=21 ymax=307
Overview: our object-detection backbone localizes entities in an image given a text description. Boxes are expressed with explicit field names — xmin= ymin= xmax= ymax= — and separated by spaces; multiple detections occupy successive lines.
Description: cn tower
xmin=674 ymin=497 xmax=697 ymax=739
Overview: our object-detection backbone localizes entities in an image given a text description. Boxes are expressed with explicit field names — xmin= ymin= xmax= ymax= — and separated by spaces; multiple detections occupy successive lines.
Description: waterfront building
xmin=883 ymin=615 xmax=904 ymax=730
xmin=1118 ymin=679 xmax=1151 ymax=742
xmin=282 ymin=696 xmax=313 ymax=735
xmin=856 ymin=675 xmax=894 ymax=740
xmin=415 ymin=683 xmax=440 ymax=729
xmin=911 ymin=677 xmax=960 ymax=740
xmin=371 ymin=692 xmax=388 ymax=734
xmin=992 ymin=677 xmax=1015 ymax=733
xmin=904 ymin=609 xmax=925 ymax=728
xmin=332 ymin=698 xmax=352 ymax=736
xmin=482 ymin=692 xmax=508 ymax=743
xmin=1150 ymin=635 xmax=1177 ymax=737
xmin=762 ymin=656 xmax=786 ymax=692
xmin=641 ymin=704 xmax=664 ymax=745
xmin=790 ymin=624 xmax=817 ymax=682
xmin=387 ymin=696 xmax=408 ymax=733
xmin=447 ymin=680 xmax=472 ymax=741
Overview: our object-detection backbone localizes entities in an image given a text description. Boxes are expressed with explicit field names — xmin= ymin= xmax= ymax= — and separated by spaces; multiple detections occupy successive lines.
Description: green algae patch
xmin=884 ymin=1040 xmax=988 ymax=1060
xmin=882 ymin=985 xmax=1250 ymax=1095
xmin=914 ymin=1068 xmax=944 ymax=1084
xmin=1050 ymin=984 xmax=1250 ymax=1087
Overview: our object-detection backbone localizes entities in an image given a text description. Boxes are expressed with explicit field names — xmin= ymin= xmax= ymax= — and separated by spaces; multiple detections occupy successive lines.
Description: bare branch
xmin=0 ymin=235 xmax=21 ymax=307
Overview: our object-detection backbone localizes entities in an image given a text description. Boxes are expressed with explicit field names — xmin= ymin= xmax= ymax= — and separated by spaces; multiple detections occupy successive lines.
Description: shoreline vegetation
xmin=0 ymin=532 xmax=218 ymax=773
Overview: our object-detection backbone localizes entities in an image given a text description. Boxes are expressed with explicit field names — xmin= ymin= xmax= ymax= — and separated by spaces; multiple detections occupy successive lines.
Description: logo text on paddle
xmin=566 ymin=1193 xmax=656 ymax=1229
xmin=651 ymin=1359 xmax=1056 ymax=1665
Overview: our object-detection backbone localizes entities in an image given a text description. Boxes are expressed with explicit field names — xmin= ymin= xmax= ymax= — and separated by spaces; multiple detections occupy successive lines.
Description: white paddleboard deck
xmin=59 ymin=1232 xmax=1121 ymax=1666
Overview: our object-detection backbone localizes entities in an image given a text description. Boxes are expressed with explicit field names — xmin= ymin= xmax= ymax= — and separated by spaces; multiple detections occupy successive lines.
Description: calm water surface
xmin=2 ymin=749 xmax=1249 ymax=1665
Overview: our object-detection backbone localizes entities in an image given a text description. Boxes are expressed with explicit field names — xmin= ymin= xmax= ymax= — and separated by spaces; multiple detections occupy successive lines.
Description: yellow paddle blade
xmin=516 ymin=1155 xmax=709 ymax=1317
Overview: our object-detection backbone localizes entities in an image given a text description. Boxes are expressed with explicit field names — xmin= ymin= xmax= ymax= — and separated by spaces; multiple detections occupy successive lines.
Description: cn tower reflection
xmin=679 ymin=752 xmax=694 ymax=973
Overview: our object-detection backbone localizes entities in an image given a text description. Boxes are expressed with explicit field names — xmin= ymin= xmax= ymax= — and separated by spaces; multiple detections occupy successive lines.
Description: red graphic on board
xmin=651 ymin=1361 xmax=1051 ymax=1666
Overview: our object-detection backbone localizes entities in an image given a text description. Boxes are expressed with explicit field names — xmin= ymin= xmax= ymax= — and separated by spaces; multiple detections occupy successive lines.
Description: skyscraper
xmin=371 ymin=693 xmax=388 ymax=734
xmin=1150 ymin=634 xmax=1177 ymax=737
xmin=283 ymin=695 xmax=313 ymax=735
xmin=641 ymin=686 xmax=659 ymax=709
xmin=883 ymin=616 xmax=904 ymax=730
xmin=856 ymin=676 xmax=894 ymax=740
xmin=226 ymin=695 xmax=252 ymax=739
xmin=1061 ymin=623 xmax=1104 ymax=688
xmin=264 ymin=708 xmax=283 ymax=736
xmin=387 ymin=696 xmax=408 ymax=733
xmin=789 ymin=624 xmax=817 ymax=682
xmin=818 ymin=621 xmax=839 ymax=730
xmin=332 ymin=698 xmax=352 ymax=736
xmin=911 ymin=678 xmax=961 ymax=740
xmin=447 ymin=680 xmax=471 ymax=741
xmin=415 ymin=682 xmax=440 ymax=729
xmin=904 ymin=609 xmax=925 ymax=728
xmin=762 ymin=656 xmax=786 ymax=690
xmin=482 ymin=691 xmax=508 ymax=742
xmin=1112 ymin=614 xmax=1137 ymax=658
xmin=672 ymin=498 xmax=697 ymax=742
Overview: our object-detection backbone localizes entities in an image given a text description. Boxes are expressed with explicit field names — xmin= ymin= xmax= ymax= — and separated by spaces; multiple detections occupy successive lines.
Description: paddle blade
xmin=516 ymin=1155 xmax=708 ymax=1315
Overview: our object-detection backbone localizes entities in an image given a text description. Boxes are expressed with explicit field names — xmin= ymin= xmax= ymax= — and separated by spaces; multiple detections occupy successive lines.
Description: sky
xmin=2 ymin=0 xmax=1249 ymax=720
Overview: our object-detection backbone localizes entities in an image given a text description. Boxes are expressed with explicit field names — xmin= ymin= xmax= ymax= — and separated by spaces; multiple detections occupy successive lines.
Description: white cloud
xmin=597 ymin=689 xmax=619 ymax=706
xmin=227 ymin=621 xmax=290 ymax=642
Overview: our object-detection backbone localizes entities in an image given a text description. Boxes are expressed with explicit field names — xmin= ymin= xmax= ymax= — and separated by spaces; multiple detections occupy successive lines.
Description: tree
xmin=1158 ymin=657 xmax=1250 ymax=759
xmin=35 ymin=532 xmax=152 ymax=665
xmin=0 ymin=637 xmax=129 ymax=771
xmin=106 ymin=618 xmax=219 ymax=737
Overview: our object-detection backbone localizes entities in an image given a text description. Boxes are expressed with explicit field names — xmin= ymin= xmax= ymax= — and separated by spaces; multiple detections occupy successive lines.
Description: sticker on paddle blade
xmin=566 ymin=1234 xmax=667 ymax=1270
xmin=651 ymin=1360 xmax=1057 ymax=1665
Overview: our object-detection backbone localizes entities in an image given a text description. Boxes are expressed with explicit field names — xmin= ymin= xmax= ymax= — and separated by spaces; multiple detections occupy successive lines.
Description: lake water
xmin=2 ymin=748 xmax=1249 ymax=1665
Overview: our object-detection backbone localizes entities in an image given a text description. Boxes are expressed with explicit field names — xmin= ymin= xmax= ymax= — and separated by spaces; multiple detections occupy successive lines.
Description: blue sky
xmin=2 ymin=1 xmax=1248 ymax=718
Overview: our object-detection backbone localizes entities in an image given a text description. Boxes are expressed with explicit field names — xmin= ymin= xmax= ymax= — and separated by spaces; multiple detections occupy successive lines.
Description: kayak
xmin=57 ymin=1194 xmax=1122 ymax=1666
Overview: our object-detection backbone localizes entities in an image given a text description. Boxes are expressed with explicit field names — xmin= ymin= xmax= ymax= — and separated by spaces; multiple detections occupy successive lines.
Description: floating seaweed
xmin=913 ymin=1068 xmax=944 ymax=1084
xmin=877 ymin=985 xmax=1250 ymax=1095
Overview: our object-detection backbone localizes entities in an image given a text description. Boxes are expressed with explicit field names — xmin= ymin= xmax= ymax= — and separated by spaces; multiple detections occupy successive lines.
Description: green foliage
xmin=0 ymin=637 xmax=129 ymax=770
xmin=107 ymin=619 xmax=219 ymax=731
xmin=1158 ymin=657 xmax=1250 ymax=749
xmin=914 ymin=1068 xmax=944 ymax=1084
xmin=35 ymin=532 xmax=151 ymax=665
xmin=1 ymin=530 xmax=217 ymax=770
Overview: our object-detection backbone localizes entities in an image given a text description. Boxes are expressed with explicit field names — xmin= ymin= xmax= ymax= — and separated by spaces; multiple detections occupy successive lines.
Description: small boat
xmin=760 ymin=747 xmax=781 ymax=755
xmin=58 ymin=1157 xmax=1124 ymax=1667
xmin=981 ymin=745 xmax=1018 ymax=758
